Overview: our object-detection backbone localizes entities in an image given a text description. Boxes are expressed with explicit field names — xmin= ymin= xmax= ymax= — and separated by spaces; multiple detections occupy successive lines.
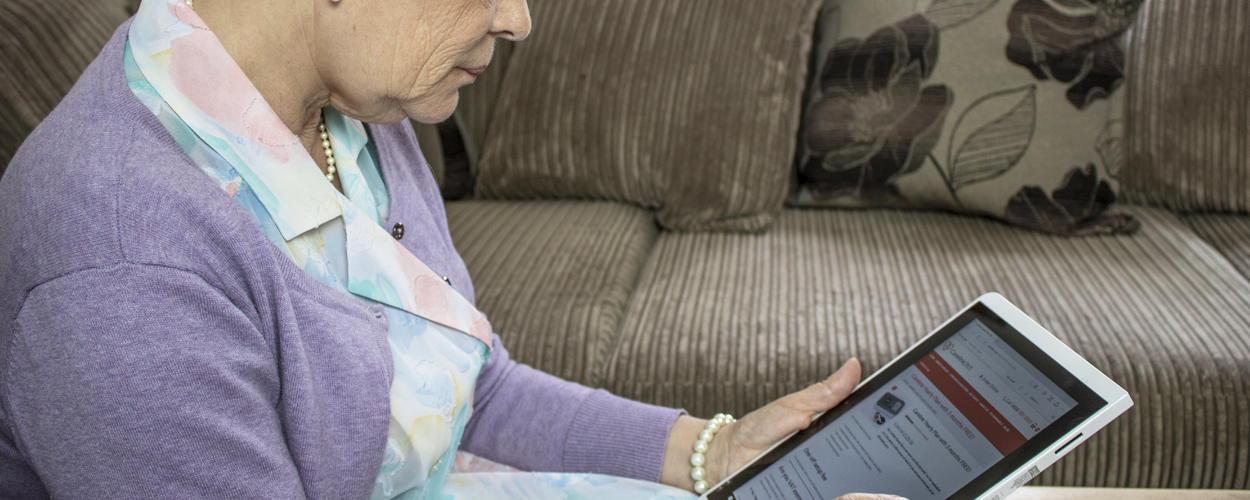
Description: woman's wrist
xmin=660 ymin=416 xmax=705 ymax=490
xmin=660 ymin=415 xmax=739 ymax=493
xmin=690 ymin=414 xmax=735 ymax=493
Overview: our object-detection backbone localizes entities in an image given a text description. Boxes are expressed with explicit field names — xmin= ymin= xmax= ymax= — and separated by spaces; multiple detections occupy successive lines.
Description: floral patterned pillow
xmin=792 ymin=0 xmax=1143 ymax=235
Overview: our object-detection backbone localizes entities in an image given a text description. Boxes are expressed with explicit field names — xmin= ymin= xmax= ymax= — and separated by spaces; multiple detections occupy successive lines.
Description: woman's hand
xmin=662 ymin=359 xmax=904 ymax=499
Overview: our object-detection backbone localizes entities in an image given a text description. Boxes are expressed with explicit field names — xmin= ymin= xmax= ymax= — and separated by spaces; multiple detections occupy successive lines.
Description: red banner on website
xmin=915 ymin=352 xmax=1027 ymax=456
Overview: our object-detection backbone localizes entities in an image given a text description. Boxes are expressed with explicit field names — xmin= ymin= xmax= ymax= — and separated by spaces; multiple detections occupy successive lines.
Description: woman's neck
xmin=192 ymin=0 xmax=331 ymax=165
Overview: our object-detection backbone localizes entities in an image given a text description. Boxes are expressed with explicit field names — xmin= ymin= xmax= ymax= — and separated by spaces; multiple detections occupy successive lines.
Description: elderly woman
xmin=0 ymin=0 xmax=904 ymax=498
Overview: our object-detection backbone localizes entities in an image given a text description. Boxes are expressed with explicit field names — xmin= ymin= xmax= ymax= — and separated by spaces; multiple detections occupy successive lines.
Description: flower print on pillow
xmin=802 ymin=14 xmax=954 ymax=204
xmin=791 ymin=0 xmax=1145 ymax=235
xmin=1005 ymin=0 xmax=1142 ymax=109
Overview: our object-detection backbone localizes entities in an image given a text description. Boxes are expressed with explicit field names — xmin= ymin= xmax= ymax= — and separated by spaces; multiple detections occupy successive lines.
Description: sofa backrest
xmin=0 ymin=0 xmax=133 ymax=172
xmin=455 ymin=0 xmax=1249 ymax=216
xmin=1122 ymin=0 xmax=1250 ymax=213
xmin=470 ymin=0 xmax=823 ymax=232
xmin=6 ymin=0 xmax=1245 ymax=218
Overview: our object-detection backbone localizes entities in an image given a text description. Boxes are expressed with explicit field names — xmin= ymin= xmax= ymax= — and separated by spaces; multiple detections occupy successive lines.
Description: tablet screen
xmin=713 ymin=304 xmax=1106 ymax=500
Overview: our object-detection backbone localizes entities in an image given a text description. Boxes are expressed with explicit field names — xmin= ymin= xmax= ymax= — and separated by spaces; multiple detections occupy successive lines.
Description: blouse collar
xmin=127 ymin=0 xmax=345 ymax=242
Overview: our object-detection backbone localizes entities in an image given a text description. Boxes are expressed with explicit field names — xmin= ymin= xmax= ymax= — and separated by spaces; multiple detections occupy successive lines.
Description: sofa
xmin=2 ymin=0 xmax=1247 ymax=492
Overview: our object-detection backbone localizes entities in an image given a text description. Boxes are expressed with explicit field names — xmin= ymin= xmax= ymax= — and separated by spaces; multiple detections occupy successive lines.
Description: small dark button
xmin=391 ymin=222 xmax=405 ymax=240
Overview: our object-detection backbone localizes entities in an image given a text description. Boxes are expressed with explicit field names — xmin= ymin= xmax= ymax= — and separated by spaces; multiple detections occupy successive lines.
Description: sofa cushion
xmin=475 ymin=0 xmax=821 ymax=232
xmin=604 ymin=205 xmax=1250 ymax=488
xmin=791 ymin=0 xmax=1141 ymax=236
xmin=1121 ymin=0 xmax=1250 ymax=213
xmin=445 ymin=200 xmax=658 ymax=385
xmin=1183 ymin=214 xmax=1250 ymax=281
xmin=0 ymin=0 xmax=131 ymax=170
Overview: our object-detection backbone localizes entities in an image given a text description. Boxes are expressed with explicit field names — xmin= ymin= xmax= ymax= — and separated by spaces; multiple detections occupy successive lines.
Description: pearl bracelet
xmin=691 ymin=413 xmax=734 ymax=494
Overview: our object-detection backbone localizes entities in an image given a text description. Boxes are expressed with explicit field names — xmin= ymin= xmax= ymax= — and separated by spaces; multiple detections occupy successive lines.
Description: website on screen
xmin=731 ymin=320 xmax=1077 ymax=500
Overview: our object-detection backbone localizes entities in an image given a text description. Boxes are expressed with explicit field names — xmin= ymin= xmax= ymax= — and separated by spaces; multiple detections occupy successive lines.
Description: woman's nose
xmin=491 ymin=0 xmax=531 ymax=41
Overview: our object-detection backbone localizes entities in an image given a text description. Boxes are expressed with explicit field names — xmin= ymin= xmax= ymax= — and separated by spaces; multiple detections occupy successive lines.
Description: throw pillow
xmin=475 ymin=0 xmax=822 ymax=232
xmin=792 ymin=0 xmax=1143 ymax=235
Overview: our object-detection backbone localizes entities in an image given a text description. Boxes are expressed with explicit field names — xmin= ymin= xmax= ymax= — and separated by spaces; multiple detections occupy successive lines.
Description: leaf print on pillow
xmin=946 ymin=85 xmax=1037 ymax=191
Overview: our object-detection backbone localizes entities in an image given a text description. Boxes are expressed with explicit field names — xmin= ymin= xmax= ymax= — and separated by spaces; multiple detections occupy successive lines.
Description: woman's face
xmin=317 ymin=0 xmax=530 ymax=124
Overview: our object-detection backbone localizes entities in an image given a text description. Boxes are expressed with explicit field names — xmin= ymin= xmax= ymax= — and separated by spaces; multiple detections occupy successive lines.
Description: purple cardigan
xmin=0 ymin=21 xmax=682 ymax=499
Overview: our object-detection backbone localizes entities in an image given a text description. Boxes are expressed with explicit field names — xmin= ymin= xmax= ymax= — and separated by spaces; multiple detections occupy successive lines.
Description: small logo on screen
xmin=876 ymin=393 xmax=905 ymax=415
xmin=943 ymin=341 xmax=954 ymax=351
xmin=873 ymin=412 xmax=887 ymax=425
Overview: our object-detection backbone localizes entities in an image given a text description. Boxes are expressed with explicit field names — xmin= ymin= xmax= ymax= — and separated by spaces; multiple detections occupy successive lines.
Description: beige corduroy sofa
xmin=2 ymin=0 xmax=1247 ymax=492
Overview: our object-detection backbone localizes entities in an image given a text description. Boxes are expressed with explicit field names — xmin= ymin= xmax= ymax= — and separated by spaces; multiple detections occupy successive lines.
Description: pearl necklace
xmin=319 ymin=112 xmax=338 ymax=183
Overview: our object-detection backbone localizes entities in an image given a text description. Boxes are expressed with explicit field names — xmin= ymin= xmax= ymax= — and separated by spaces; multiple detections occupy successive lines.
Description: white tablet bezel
xmin=700 ymin=292 xmax=1133 ymax=500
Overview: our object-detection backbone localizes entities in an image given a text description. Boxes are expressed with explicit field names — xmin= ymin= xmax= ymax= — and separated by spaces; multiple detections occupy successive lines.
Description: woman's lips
xmin=462 ymin=66 xmax=487 ymax=78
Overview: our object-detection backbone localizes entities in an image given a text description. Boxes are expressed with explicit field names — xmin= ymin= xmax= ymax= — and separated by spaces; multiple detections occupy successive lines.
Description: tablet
xmin=703 ymin=293 xmax=1132 ymax=500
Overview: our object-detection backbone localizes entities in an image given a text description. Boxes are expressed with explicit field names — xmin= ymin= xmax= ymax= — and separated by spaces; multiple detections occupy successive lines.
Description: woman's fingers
xmin=727 ymin=359 xmax=861 ymax=451
xmin=744 ymin=359 xmax=863 ymax=443
xmin=758 ymin=358 xmax=863 ymax=434
xmin=786 ymin=358 xmax=862 ymax=415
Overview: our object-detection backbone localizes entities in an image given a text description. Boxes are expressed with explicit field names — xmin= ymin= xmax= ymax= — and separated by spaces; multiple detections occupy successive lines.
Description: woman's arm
xmin=461 ymin=335 xmax=686 ymax=480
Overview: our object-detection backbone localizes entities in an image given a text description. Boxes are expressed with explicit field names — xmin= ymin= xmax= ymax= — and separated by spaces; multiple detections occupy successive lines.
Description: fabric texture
xmin=792 ymin=0 xmax=1142 ymax=236
xmin=0 ymin=22 xmax=682 ymax=498
xmin=605 ymin=205 xmax=1250 ymax=489
xmin=1120 ymin=0 xmax=1250 ymax=212
xmin=1183 ymin=214 xmax=1250 ymax=281
xmin=445 ymin=200 xmax=658 ymax=386
xmin=0 ymin=0 xmax=131 ymax=169
xmin=475 ymin=0 xmax=822 ymax=232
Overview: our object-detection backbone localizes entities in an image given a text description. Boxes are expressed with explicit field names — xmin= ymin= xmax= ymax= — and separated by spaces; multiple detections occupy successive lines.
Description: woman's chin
xmin=407 ymin=92 xmax=460 ymax=125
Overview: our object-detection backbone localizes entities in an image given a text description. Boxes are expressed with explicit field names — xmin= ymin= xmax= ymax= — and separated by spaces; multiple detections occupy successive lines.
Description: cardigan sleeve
xmin=461 ymin=334 xmax=686 ymax=481
xmin=3 ymin=264 xmax=307 ymax=499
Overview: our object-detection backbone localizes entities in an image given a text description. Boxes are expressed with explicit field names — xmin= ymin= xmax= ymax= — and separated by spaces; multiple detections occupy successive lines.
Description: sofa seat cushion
xmin=605 ymin=206 xmax=1250 ymax=489
xmin=1183 ymin=213 xmax=1250 ymax=281
xmin=445 ymin=200 xmax=658 ymax=385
